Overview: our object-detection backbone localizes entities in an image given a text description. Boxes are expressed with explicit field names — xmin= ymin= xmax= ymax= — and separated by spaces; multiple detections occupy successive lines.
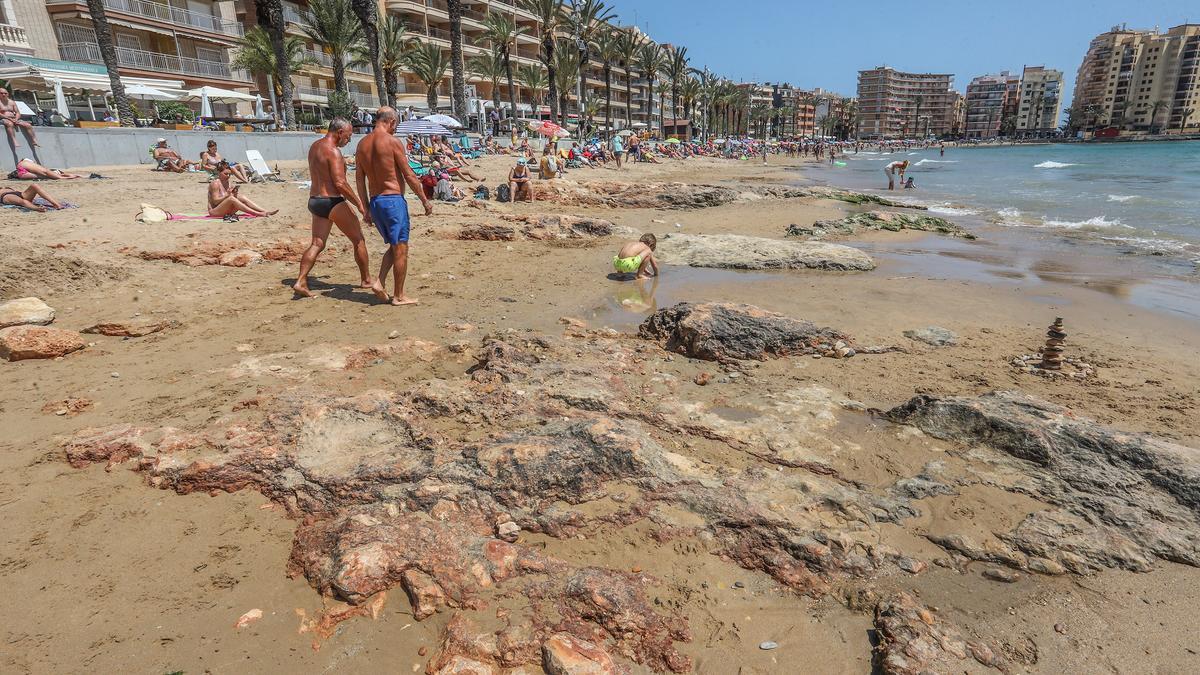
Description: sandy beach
xmin=2 ymin=150 xmax=1198 ymax=673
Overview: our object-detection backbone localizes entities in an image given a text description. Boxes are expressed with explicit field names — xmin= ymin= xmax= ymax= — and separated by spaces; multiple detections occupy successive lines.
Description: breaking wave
xmin=1034 ymin=161 xmax=1079 ymax=169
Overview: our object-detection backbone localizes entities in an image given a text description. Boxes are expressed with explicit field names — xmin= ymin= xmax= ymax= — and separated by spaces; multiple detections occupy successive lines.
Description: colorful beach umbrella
xmin=394 ymin=119 xmax=454 ymax=136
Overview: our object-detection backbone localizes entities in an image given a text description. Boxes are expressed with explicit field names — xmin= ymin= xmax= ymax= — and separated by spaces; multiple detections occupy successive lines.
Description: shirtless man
xmin=0 ymin=88 xmax=38 ymax=149
xmin=294 ymin=118 xmax=389 ymax=300
xmin=355 ymin=107 xmax=433 ymax=306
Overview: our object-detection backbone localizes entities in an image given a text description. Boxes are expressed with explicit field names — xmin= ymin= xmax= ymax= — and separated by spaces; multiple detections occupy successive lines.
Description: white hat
xmin=155 ymin=137 xmax=167 ymax=144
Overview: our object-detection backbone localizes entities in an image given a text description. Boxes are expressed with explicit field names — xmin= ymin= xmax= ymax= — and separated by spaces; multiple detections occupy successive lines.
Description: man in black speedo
xmin=294 ymin=118 xmax=389 ymax=300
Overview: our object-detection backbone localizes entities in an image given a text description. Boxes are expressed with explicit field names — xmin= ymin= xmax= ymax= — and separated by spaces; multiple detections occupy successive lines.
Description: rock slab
xmin=902 ymin=326 xmax=958 ymax=347
xmin=0 ymin=325 xmax=86 ymax=361
xmin=0 ymin=297 xmax=55 ymax=328
xmin=789 ymin=211 xmax=973 ymax=239
xmin=655 ymin=233 xmax=874 ymax=271
xmin=640 ymin=302 xmax=853 ymax=361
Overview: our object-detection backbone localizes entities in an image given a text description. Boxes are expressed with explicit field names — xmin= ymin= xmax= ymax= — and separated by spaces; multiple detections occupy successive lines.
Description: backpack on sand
xmin=495 ymin=183 xmax=512 ymax=203
xmin=473 ymin=184 xmax=490 ymax=200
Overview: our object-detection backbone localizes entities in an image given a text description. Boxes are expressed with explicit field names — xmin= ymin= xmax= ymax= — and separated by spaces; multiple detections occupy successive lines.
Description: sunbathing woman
xmin=8 ymin=158 xmax=82 ymax=180
xmin=200 ymin=140 xmax=250 ymax=183
xmin=207 ymin=161 xmax=277 ymax=217
xmin=0 ymin=184 xmax=64 ymax=211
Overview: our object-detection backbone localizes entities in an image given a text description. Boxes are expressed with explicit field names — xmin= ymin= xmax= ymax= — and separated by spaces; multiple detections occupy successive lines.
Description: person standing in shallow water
xmin=355 ymin=107 xmax=434 ymax=307
xmin=293 ymin=118 xmax=389 ymax=301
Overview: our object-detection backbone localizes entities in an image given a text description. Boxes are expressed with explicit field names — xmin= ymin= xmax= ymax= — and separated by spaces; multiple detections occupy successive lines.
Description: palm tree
xmin=634 ymin=42 xmax=666 ymax=131
xmin=407 ymin=43 xmax=451 ymax=112
xmin=479 ymin=12 xmax=527 ymax=134
xmin=590 ymin=26 xmax=620 ymax=134
xmin=356 ymin=16 xmax=412 ymax=107
xmin=680 ymin=75 xmax=700 ymax=131
xmin=447 ymin=0 xmax=468 ymax=122
xmin=255 ymin=0 xmax=294 ymax=128
xmin=301 ymin=0 xmax=363 ymax=95
xmin=468 ymin=49 xmax=506 ymax=118
xmin=1147 ymin=99 xmax=1168 ymax=134
xmin=233 ymin=26 xmax=315 ymax=106
xmin=520 ymin=0 xmax=565 ymax=123
xmin=85 ymin=0 xmax=134 ymax=126
xmin=552 ymin=44 xmax=579 ymax=122
xmin=1179 ymin=107 xmax=1196 ymax=134
xmin=348 ymin=0 xmax=387 ymax=107
xmin=517 ymin=63 xmax=547 ymax=111
xmin=616 ymin=29 xmax=642 ymax=130
xmin=564 ymin=0 xmax=615 ymax=114
xmin=666 ymin=45 xmax=688 ymax=125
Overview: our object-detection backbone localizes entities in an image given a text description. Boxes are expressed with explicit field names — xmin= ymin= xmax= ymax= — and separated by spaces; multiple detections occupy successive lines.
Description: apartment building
xmin=1072 ymin=23 xmax=1200 ymax=134
xmin=964 ymin=71 xmax=1013 ymax=138
xmin=45 ymin=0 xmax=249 ymax=90
xmin=1014 ymin=65 xmax=1063 ymax=135
xmin=856 ymin=66 xmax=956 ymax=138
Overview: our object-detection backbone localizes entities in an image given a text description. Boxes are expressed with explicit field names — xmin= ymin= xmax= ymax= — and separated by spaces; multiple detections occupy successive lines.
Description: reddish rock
xmin=873 ymin=592 xmax=1003 ymax=674
xmin=83 ymin=319 xmax=179 ymax=338
xmin=64 ymin=424 xmax=149 ymax=469
xmin=218 ymin=249 xmax=264 ymax=267
xmin=542 ymin=633 xmax=621 ymax=675
xmin=41 ymin=397 xmax=93 ymax=416
xmin=0 ymin=325 xmax=86 ymax=361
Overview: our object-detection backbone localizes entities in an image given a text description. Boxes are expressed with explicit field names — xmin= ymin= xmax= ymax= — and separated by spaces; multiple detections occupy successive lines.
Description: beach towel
xmin=134 ymin=203 xmax=259 ymax=223
xmin=1 ymin=197 xmax=78 ymax=211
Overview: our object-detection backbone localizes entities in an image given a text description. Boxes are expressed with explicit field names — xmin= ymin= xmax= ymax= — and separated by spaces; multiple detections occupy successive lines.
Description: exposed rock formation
xmin=0 ymin=297 xmax=55 ymax=328
xmin=902 ymin=326 xmax=958 ymax=347
xmin=532 ymin=180 xmax=740 ymax=210
xmin=130 ymin=239 xmax=315 ymax=266
xmin=83 ymin=318 xmax=179 ymax=338
xmin=655 ymin=233 xmax=875 ymax=271
xmin=0 ymin=325 xmax=86 ymax=361
xmin=887 ymin=391 xmax=1200 ymax=573
xmin=873 ymin=592 xmax=1002 ymax=674
xmin=639 ymin=302 xmax=854 ymax=361
xmin=459 ymin=215 xmax=618 ymax=242
xmin=788 ymin=211 xmax=974 ymax=239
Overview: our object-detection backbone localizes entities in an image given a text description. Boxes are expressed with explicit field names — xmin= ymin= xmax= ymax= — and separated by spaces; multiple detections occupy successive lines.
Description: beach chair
xmin=245 ymin=149 xmax=280 ymax=182
xmin=409 ymin=158 xmax=430 ymax=177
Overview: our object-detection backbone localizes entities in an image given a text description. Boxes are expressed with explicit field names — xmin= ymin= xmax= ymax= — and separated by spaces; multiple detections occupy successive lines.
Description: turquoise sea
xmin=823 ymin=140 xmax=1200 ymax=264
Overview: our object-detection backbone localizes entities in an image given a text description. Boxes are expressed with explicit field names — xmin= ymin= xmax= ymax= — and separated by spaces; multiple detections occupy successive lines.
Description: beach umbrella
xmin=200 ymin=89 xmax=213 ymax=118
xmin=535 ymin=121 xmax=566 ymax=137
xmin=125 ymin=84 xmax=179 ymax=101
xmin=616 ymin=129 xmax=634 ymax=137
xmin=665 ymin=138 xmax=681 ymax=144
xmin=423 ymin=113 xmax=462 ymax=128
xmin=394 ymin=119 xmax=453 ymax=136
xmin=254 ymin=94 xmax=266 ymax=118
xmin=53 ymin=79 xmax=69 ymax=119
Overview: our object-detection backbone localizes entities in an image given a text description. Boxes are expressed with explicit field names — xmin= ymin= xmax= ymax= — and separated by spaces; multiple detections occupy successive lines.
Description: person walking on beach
xmin=884 ymin=159 xmax=908 ymax=190
xmin=610 ymin=133 xmax=624 ymax=169
xmin=293 ymin=118 xmax=388 ymax=301
xmin=355 ymin=107 xmax=434 ymax=307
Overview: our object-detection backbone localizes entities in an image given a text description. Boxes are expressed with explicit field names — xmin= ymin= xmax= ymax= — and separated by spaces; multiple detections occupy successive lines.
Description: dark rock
xmin=458 ymin=224 xmax=517 ymax=241
xmin=83 ymin=318 xmax=179 ymax=338
xmin=887 ymin=391 xmax=1200 ymax=572
xmin=789 ymin=211 xmax=973 ymax=239
xmin=640 ymin=302 xmax=854 ymax=362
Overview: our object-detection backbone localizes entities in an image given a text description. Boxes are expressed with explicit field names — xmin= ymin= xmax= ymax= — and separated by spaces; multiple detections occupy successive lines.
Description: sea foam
xmin=914 ymin=159 xmax=958 ymax=166
xmin=1107 ymin=194 xmax=1139 ymax=202
xmin=1034 ymin=161 xmax=1079 ymax=169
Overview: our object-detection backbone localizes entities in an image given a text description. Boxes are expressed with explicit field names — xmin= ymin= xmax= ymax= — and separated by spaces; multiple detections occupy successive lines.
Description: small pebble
xmin=418 ymin=646 xmax=428 ymax=656
xmin=110 ymin=372 xmax=120 ymax=378
xmin=759 ymin=641 xmax=778 ymax=650
xmin=388 ymin=330 xmax=401 ymax=339
xmin=269 ymin=365 xmax=283 ymax=372
xmin=55 ymin=409 xmax=67 ymax=416
xmin=732 ymin=581 xmax=745 ymax=589
xmin=1054 ymin=623 xmax=1066 ymax=634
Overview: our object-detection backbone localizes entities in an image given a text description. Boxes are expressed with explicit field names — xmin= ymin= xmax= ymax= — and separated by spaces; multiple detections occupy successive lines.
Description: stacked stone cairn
xmin=1039 ymin=318 xmax=1066 ymax=370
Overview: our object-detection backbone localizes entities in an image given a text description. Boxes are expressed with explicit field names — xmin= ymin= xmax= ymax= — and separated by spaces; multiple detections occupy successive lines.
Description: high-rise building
xmin=1072 ymin=23 xmax=1200 ymax=135
xmin=856 ymin=66 xmax=956 ymax=139
xmin=1015 ymin=65 xmax=1063 ymax=135
xmin=964 ymin=71 xmax=1014 ymax=138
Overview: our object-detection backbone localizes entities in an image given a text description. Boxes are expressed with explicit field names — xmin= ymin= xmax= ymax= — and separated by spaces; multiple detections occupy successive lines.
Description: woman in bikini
xmin=200 ymin=141 xmax=250 ymax=183
xmin=0 ymin=184 xmax=65 ymax=211
xmin=8 ymin=158 xmax=82 ymax=180
xmin=207 ymin=161 xmax=276 ymax=218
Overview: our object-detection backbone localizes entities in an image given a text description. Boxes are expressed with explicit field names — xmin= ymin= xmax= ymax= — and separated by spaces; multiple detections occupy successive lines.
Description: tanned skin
xmin=294 ymin=122 xmax=389 ymax=300
xmin=355 ymin=107 xmax=433 ymax=306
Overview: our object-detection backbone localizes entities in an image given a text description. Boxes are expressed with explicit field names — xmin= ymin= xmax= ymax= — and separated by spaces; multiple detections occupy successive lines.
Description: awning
xmin=108 ymin=18 xmax=174 ymax=37
xmin=0 ymin=55 xmax=185 ymax=95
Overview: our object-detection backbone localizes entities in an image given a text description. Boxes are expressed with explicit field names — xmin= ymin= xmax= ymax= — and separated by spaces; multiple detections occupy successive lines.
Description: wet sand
xmin=1 ymin=151 xmax=1198 ymax=673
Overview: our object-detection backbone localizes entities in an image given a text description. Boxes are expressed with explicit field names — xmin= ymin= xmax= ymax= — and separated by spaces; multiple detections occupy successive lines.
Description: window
xmin=117 ymin=33 xmax=144 ymax=51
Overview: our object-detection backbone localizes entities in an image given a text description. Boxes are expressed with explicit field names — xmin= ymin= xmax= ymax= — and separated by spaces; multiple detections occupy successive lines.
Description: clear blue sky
xmin=616 ymin=0 xmax=1196 ymax=105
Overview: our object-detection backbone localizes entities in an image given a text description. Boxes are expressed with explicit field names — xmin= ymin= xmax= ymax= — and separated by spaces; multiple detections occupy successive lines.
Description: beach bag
xmin=435 ymin=178 xmax=455 ymax=201
xmin=135 ymin=203 xmax=171 ymax=223
xmin=496 ymin=183 xmax=512 ymax=203
xmin=473 ymin=185 xmax=490 ymax=200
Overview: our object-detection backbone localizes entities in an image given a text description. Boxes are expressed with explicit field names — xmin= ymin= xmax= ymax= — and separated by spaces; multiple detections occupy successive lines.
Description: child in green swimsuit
xmin=612 ymin=233 xmax=659 ymax=279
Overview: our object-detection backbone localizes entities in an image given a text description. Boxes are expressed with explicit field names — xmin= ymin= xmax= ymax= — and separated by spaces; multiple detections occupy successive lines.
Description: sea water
xmin=824 ymin=141 xmax=1200 ymax=262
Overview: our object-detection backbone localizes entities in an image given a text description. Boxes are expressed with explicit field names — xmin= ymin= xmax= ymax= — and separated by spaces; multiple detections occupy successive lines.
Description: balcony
xmin=47 ymin=0 xmax=243 ymax=38
xmin=59 ymin=41 xmax=245 ymax=81
xmin=303 ymin=49 xmax=374 ymax=76
xmin=0 ymin=22 xmax=30 ymax=50
xmin=296 ymin=86 xmax=378 ymax=108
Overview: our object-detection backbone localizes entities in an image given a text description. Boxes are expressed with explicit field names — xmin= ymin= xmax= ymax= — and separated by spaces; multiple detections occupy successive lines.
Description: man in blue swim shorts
xmin=355 ymin=107 xmax=434 ymax=306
